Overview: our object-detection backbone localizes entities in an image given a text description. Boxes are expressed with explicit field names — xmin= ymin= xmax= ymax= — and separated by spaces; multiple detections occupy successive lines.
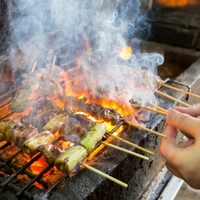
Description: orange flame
xmin=156 ymin=0 xmax=197 ymax=7
xmin=118 ymin=46 xmax=132 ymax=60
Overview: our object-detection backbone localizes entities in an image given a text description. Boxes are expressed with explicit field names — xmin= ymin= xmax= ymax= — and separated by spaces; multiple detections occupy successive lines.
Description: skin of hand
xmin=160 ymin=104 xmax=200 ymax=189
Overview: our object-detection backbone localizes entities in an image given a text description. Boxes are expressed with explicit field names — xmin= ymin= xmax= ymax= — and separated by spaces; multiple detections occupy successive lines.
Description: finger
xmin=175 ymin=104 xmax=200 ymax=117
xmin=166 ymin=109 xmax=200 ymax=139
xmin=160 ymin=124 xmax=178 ymax=161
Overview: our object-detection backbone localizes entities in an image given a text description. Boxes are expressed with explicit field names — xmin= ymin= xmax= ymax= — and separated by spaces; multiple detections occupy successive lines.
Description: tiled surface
xmin=174 ymin=182 xmax=200 ymax=200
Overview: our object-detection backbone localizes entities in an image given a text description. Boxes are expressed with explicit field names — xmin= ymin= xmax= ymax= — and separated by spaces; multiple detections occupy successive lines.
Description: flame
xmin=30 ymin=156 xmax=48 ymax=175
xmin=118 ymin=46 xmax=132 ymax=60
xmin=157 ymin=0 xmax=197 ymax=7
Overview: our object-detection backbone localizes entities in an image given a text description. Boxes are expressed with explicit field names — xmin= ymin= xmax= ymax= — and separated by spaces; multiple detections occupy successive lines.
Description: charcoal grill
xmin=0 ymin=47 xmax=200 ymax=200
xmin=1 ymin=0 xmax=200 ymax=200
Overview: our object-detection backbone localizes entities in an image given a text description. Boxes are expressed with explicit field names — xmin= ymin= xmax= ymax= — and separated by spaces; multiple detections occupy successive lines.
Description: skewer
xmin=101 ymin=141 xmax=149 ymax=161
xmin=149 ymin=103 xmax=168 ymax=114
xmin=142 ymin=106 xmax=167 ymax=116
xmin=154 ymin=89 xmax=191 ymax=107
xmin=124 ymin=120 xmax=166 ymax=138
xmin=107 ymin=132 xmax=154 ymax=155
xmin=30 ymin=61 xmax=37 ymax=72
xmin=161 ymin=83 xmax=200 ymax=99
xmin=52 ymin=55 xmax=57 ymax=65
xmin=80 ymin=162 xmax=128 ymax=188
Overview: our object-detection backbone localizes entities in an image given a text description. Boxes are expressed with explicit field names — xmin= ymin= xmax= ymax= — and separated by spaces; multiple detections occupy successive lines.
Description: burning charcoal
xmin=60 ymin=114 xmax=95 ymax=144
xmin=42 ymin=112 xmax=69 ymax=133
xmin=38 ymin=144 xmax=63 ymax=164
xmin=22 ymin=130 xmax=54 ymax=156
xmin=54 ymin=145 xmax=88 ymax=173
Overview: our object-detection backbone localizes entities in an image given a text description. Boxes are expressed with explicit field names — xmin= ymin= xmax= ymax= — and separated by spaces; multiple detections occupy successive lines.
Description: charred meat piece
xmin=60 ymin=114 xmax=95 ymax=144
xmin=0 ymin=119 xmax=39 ymax=148
xmin=21 ymin=99 xmax=62 ymax=132
xmin=22 ymin=130 xmax=54 ymax=156
xmin=60 ymin=96 xmax=123 ymax=125
xmin=85 ymin=103 xmax=123 ymax=125
xmin=38 ymin=144 xmax=63 ymax=164
xmin=10 ymin=64 xmax=66 ymax=112
xmin=10 ymin=123 xmax=38 ymax=148
xmin=38 ymin=120 xmax=106 ymax=173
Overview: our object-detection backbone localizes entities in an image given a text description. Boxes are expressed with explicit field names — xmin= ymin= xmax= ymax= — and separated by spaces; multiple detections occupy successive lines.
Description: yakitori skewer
xmin=80 ymin=162 xmax=128 ymax=188
xmin=124 ymin=120 xmax=166 ymax=138
xmin=142 ymin=105 xmax=167 ymax=116
xmin=154 ymin=89 xmax=191 ymax=107
xmin=148 ymin=103 xmax=168 ymax=114
xmin=106 ymin=132 xmax=154 ymax=155
xmin=161 ymin=83 xmax=200 ymax=100
xmin=102 ymin=141 xmax=149 ymax=160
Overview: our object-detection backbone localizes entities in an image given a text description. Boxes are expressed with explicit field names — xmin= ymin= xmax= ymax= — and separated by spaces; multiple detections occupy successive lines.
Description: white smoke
xmin=7 ymin=0 xmax=164 ymax=121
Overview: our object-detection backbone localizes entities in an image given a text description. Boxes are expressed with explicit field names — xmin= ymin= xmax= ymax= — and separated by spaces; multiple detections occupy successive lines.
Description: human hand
xmin=160 ymin=105 xmax=200 ymax=189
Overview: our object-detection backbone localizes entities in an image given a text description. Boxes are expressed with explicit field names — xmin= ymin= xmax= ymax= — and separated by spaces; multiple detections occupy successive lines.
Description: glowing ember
xmin=31 ymin=156 xmax=48 ymax=175
xmin=157 ymin=0 xmax=197 ymax=7
xmin=118 ymin=46 xmax=132 ymax=60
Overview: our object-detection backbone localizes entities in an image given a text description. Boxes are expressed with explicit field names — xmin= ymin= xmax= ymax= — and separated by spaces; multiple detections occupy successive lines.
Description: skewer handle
xmin=80 ymin=162 xmax=128 ymax=188
xmin=162 ymin=83 xmax=200 ymax=100
xmin=125 ymin=120 xmax=166 ymax=138
xmin=102 ymin=141 xmax=149 ymax=161
xmin=155 ymin=89 xmax=191 ymax=107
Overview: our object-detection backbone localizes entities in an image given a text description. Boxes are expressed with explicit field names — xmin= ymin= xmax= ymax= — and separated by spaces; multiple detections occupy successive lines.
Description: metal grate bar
xmin=16 ymin=163 xmax=54 ymax=196
xmin=0 ymin=149 xmax=22 ymax=168
xmin=0 ymin=152 xmax=47 ymax=187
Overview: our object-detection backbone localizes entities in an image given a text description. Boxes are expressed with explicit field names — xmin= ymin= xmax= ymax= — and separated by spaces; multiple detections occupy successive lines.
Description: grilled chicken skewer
xmin=60 ymin=96 xmax=165 ymax=137
xmin=0 ymin=119 xmax=39 ymax=148
xmin=60 ymin=96 xmax=123 ymax=125
xmin=40 ymin=114 xmax=149 ymax=171
xmin=0 ymin=111 xmax=69 ymax=155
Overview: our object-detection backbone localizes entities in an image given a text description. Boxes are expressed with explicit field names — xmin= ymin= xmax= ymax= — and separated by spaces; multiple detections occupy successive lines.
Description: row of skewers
xmin=0 ymin=105 xmax=152 ymax=188
xmin=1 ymin=60 xmax=199 ymax=190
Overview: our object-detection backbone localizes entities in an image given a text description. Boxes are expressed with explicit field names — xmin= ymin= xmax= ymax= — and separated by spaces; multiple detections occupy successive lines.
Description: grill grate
xmin=0 ymin=67 xmax=193 ymax=199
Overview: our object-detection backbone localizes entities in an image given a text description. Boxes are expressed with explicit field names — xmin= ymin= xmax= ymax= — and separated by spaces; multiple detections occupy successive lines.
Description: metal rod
xmin=0 ymin=150 xmax=22 ymax=168
xmin=0 ymin=152 xmax=44 ymax=187
xmin=16 ymin=163 xmax=54 ymax=196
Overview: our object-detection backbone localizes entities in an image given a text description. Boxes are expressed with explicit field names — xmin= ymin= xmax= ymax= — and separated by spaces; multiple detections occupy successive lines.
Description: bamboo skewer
xmin=124 ymin=120 xmax=166 ymax=138
xmin=30 ymin=61 xmax=37 ymax=72
xmin=107 ymin=132 xmax=154 ymax=155
xmin=101 ymin=141 xmax=149 ymax=161
xmin=142 ymin=106 xmax=167 ymax=116
xmin=161 ymin=83 xmax=200 ymax=99
xmin=149 ymin=103 xmax=168 ymax=114
xmin=154 ymin=89 xmax=191 ymax=107
xmin=52 ymin=55 xmax=57 ymax=65
xmin=80 ymin=162 xmax=128 ymax=188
